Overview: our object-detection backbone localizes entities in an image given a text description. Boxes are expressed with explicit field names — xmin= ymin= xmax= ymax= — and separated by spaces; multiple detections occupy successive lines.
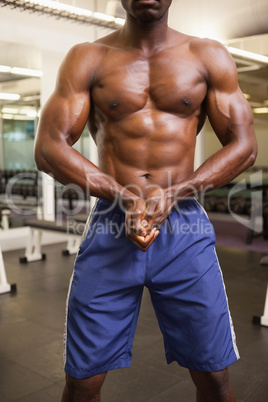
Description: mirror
xmin=0 ymin=41 xmax=41 ymax=171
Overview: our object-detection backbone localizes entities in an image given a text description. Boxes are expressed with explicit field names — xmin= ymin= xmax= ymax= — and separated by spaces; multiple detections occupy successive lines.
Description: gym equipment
xmin=0 ymin=208 xmax=10 ymax=230
xmin=253 ymin=283 xmax=268 ymax=327
xmin=203 ymin=195 xmax=217 ymax=212
xmin=252 ymin=256 xmax=268 ymax=328
xmin=0 ymin=244 xmax=16 ymax=295
xmin=19 ymin=216 xmax=87 ymax=263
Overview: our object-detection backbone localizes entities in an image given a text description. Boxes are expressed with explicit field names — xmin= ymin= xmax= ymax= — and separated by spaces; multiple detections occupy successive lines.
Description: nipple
xmin=183 ymin=97 xmax=192 ymax=106
xmin=110 ymin=100 xmax=119 ymax=110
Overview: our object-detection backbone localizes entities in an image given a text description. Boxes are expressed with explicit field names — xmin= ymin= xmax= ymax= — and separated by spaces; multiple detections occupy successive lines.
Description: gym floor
xmin=0 ymin=243 xmax=268 ymax=402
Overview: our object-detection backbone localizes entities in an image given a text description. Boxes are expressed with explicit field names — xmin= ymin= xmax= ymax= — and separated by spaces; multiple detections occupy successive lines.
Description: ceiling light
xmin=21 ymin=109 xmax=38 ymax=117
xmin=2 ymin=107 xmax=19 ymax=114
xmin=226 ymin=47 xmax=268 ymax=65
xmin=93 ymin=12 xmax=114 ymax=22
xmin=0 ymin=64 xmax=43 ymax=77
xmin=1 ymin=113 xmax=34 ymax=120
xmin=11 ymin=67 xmax=43 ymax=77
xmin=28 ymin=0 xmax=93 ymax=17
xmin=0 ymin=93 xmax=20 ymax=100
xmin=22 ymin=95 xmax=40 ymax=102
xmin=0 ymin=65 xmax=11 ymax=73
xmin=115 ymin=18 xmax=125 ymax=25
xmin=253 ymin=107 xmax=268 ymax=114
xmin=2 ymin=106 xmax=39 ymax=117
xmin=1 ymin=114 xmax=14 ymax=119
xmin=0 ymin=0 xmax=125 ymax=29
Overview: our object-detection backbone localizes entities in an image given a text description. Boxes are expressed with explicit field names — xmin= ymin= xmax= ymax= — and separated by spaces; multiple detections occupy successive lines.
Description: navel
xmin=141 ymin=173 xmax=152 ymax=180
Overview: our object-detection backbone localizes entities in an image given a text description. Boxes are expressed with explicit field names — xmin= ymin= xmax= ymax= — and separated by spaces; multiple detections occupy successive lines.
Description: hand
xmin=142 ymin=187 xmax=175 ymax=234
xmin=125 ymin=198 xmax=159 ymax=252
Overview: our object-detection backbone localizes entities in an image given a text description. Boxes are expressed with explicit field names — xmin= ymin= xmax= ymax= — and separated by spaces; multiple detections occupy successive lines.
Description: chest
xmin=92 ymin=49 xmax=207 ymax=120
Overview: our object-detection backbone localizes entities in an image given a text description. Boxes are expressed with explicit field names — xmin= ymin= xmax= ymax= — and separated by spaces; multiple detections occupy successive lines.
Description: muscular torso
xmin=88 ymin=32 xmax=208 ymax=197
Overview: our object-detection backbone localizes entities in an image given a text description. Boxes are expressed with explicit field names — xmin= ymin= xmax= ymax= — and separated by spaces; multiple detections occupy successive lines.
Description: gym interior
xmin=0 ymin=1 xmax=268 ymax=401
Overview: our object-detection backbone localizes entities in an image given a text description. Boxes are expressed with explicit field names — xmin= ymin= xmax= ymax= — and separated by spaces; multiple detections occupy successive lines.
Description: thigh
xmin=64 ymin=202 xmax=146 ymax=379
xmin=148 ymin=199 xmax=239 ymax=372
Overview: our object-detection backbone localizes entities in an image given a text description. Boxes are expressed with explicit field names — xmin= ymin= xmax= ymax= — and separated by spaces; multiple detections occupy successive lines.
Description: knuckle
xmin=145 ymin=211 xmax=154 ymax=219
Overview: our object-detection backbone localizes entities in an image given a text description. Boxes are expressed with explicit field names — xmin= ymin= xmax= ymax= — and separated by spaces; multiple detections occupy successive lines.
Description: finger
xmin=143 ymin=201 xmax=165 ymax=230
xmin=129 ymin=228 xmax=159 ymax=251
xmin=145 ymin=190 xmax=165 ymax=215
xmin=143 ymin=219 xmax=164 ymax=235
xmin=142 ymin=230 xmax=159 ymax=251
xmin=141 ymin=219 xmax=148 ymax=227
xmin=125 ymin=212 xmax=146 ymax=236
xmin=125 ymin=220 xmax=146 ymax=237
xmin=143 ymin=203 xmax=157 ymax=222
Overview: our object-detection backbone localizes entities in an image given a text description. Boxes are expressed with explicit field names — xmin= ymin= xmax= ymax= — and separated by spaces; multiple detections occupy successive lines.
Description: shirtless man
xmin=34 ymin=1 xmax=257 ymax=401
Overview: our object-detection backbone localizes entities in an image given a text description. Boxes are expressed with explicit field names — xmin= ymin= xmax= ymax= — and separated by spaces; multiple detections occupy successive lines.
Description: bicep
xmin=37 ymin=43 xmax=103 ymax=148
xmin=206 ymin=87 xmax=254 ymax=146
xmin=35 ymin=83 xmax=90 ymax=172
xmin=203 ymin=44 xmax=255 ymax=147
xmin=37 ymin=89 xmax=90 ymax=146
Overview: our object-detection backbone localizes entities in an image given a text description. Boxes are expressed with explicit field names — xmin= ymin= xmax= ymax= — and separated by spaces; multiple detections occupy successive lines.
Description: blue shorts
xmin=64 ymin=198 xmax=239 ymax=379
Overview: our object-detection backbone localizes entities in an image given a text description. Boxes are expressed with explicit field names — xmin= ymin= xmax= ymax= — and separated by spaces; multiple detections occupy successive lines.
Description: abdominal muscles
xmin=96 ymin=109 xmax=198 ymax=196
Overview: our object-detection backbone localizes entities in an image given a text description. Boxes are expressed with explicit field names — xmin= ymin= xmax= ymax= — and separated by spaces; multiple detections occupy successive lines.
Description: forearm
xmin=34 ymin=140 xmax=138 ymax=208
xmin=167 ymin=139 xmax=257 ymax=203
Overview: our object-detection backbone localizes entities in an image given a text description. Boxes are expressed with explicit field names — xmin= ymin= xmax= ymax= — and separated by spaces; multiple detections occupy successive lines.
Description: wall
xmin=253 ymin=120 xmax=268 ymax=167
xmin=169 ymin=0 xmax=268 ymax=41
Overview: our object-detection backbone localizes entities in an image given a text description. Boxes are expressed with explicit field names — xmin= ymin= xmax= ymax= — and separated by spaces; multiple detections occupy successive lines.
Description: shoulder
xmin=188 ymin=37 xmax=237 ymax=85
xmin=57 ymin=42 xmax=108 ymax=90
xmin=61 ymin=41 xmax=107 ymax=70
xmin=189 ymin=37 xmax=234 ymax=63
xmin=61 ymin=30 xmax=122 ymax=71
xmin=169 ymin=30 xmax=235 ymax=70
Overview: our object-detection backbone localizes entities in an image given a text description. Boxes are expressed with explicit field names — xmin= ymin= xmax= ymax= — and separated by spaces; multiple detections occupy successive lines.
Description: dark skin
xmin=35 ymin=1 xmax=257 ymax=401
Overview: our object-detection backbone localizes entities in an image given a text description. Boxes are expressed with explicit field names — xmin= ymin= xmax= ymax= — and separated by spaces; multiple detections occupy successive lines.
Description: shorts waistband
xmin=95 ymin=199 xmax=125 ymax=214
xmin=95 ymin=197 xmax=198 ymax=215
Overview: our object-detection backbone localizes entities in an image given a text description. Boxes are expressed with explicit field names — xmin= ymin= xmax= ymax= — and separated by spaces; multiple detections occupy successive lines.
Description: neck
xmin=120 ymin=13 xmax=170 ymax=56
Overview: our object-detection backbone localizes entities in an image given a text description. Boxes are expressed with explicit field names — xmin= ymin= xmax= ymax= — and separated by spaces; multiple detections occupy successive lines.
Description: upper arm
xmin=199 ymin=40 xmax=256 ymax=150
xmin=35 ymin=43 xmax=104 ymax=152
